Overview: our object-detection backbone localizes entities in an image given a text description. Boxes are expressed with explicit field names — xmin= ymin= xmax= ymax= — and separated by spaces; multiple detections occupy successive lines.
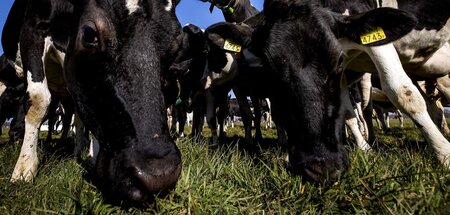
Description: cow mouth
xmin=290 ymin=151 xmax=349 ymax=183
xmin=126 ymin=161 xmax=182 ymax=204
xmin=93 ymin=143 xmax=182 ymax=206
xmin=301 ymin=163 xmax=346 ymax=182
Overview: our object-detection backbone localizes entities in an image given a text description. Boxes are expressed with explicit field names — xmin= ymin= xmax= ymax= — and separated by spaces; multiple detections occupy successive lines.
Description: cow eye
xmin=81 ymin=24 xmax=99 ymax=49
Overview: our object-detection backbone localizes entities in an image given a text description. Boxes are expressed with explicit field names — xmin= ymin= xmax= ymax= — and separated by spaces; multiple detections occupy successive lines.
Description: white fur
xmin=0 ymin=81 xmax=6 ymax=96
xmin=165 ymin=0 xmax=173 ymax=11
xmin=126 ymin=0 xmax=141 ymax=15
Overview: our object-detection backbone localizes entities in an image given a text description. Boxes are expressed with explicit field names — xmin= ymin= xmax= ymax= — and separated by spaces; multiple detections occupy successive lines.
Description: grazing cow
xmin=201 ymin=0 xmax=288 ymax=147
xmin=3 ymin=0 xmax=182 ymax=204
xmin=315 ymin=0 xmax=450 ymax=167
xmin=169 ymin=24 xmax=209 ymax=139
xmin=205 ymin=0 xmax=417 ymax=181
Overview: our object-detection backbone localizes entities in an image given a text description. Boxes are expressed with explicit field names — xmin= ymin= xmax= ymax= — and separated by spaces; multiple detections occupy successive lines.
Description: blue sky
xmin=0 ymin=0 xmax=263 ymax=55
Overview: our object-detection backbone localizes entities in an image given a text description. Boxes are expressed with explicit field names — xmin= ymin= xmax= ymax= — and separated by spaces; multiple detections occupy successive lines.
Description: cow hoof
xmin=11 ymin=159 xmax=38 ymax=182
xmin=358 ymin=140 xmax=372 ymax=152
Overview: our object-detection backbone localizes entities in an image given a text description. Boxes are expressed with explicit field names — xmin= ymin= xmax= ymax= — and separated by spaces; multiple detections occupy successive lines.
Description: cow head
xmin=259 ymin=0 xmax=416 ymax=182
xmin=64 ymin=0 xmax=182 ymax=204
xmin=216 ymin=0 xmax=416 ymax=182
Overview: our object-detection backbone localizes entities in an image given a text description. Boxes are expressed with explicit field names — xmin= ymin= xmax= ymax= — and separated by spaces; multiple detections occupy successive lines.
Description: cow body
xmin=201 ymin=0 xmax=286 ymax=146
xmin=203 ymin=0 xmax=417 ymax=181
xmin=2 ymin=0 xmax=182 ymax=204
xmin=319 ymin=0 xmax=450 ymax=165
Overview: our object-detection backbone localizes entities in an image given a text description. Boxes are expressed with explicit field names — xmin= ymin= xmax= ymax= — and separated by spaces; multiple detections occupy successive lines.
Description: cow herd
xmin=0 ymin=0 xmax=450 ymax=206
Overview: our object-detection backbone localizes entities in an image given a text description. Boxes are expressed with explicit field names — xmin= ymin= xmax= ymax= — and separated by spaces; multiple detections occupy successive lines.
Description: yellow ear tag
xmin=360 ymin=27 xmax=387 ymax=45
xmin=223 ymin=39 xmax=242 ymax=52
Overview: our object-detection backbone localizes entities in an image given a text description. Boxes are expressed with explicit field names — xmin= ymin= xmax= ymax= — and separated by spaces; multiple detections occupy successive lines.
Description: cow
xmin=319 ymin=0 xmax=450 ymax=163
xmin=201 ymin=0 xmax=288 ymax=147
xmin=202 ymin=0 xmax=417 ymax=181
xmin=168 ymin=23 xmax=210 ymax=139
xmin=2 ymin=0 xmax=182 ymax=204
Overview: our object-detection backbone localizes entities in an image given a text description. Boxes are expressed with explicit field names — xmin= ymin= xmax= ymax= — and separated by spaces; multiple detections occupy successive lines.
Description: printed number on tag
xmin=360 ymin=27 xmax=387 ymax=45
xmin=223 ymin=39 xmax=242 ymax=52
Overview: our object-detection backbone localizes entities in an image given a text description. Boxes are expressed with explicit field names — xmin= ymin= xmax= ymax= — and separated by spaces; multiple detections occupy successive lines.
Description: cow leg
xmin=358 ymin=73 xmax=376 ymax=144
xmin=88 ymin=135 xmax=100 ymax=165
xmin=217 ymin=97 xmax=227 ymax=142
xmin=11 ymin=71 xmax=51 ymax=182
xmin=205 ymin=89 xmax=219 ymax=144
xmin=252 ymin=97 xmax=263 ymax=142
xmin=350 ymin=83 xmax=370 ymax=140
xmin=397 ymin=110 xmax=404 ymax=128
xmin=368 ymin=44 xmax=450 ymax=166
xmin=234 ymin=88 xmax=253 ymax=147
xmin=72 ymin=113 xmax=89 ymax=158
xmin=177 ymin=102 xmax=187 ymax=137
xmin=58 ymin=101 xmax=74 ymax=146
xmin=45 ymin=98 xmax=59 ymax=144
xmin=11 ymin=25 xmax=54 ymax=180
xmin=436 ymin=75 xmax=450 ymax=102
xmin=374 ymin=107 xmax=388 ymax=131
xmin=342 ymin=75 xmax=371 ymax=151
xmin=415 ymin=81 xmax=446 ymax=133
xmin=9 ymin=95 xmax=26 ymax=144
xmin=384 ymin=112 xmax=391 ymax=128
xmin=190 ymin=91 xmax=205 ymax=138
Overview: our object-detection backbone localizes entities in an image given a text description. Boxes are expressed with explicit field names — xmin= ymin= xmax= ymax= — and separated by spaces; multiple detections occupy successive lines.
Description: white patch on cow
xmin=340 ymin=73 xmax=372 ymax=152
xmin=89 ymin=136 xmax=100 ymax=164
xmin=342 ymin=9 xmax=350 ymax=16
xmin=345 ymin=117 xmax=371 ymax=151
xmin=126 ymin=0 xmax=141 ymax=15
xmin=204 ymin=75 xmax=212 ymax=89
xmin=11 ymin=71 xmax=51 ymax=182
xmin=0 ymin=81 xmax=7 ymax=96
xmin=222 ymin=52 xmax=234 ymax=73
xmin=204 ymin=53 xmax=239 ymax=89
xmin=165 ymin=0 xmax=173 ymax=11
xmin=8 ymin=44 xmax=25 ymax=78
xmin=382 ymin=0 xmax=398 ymax=8
xmin=394 ymin=26 xmax=450 ymax=69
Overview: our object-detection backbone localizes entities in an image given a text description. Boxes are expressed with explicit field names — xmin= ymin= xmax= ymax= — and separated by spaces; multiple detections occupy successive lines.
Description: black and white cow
xmin=2 ymin=0 xmax=182 ymax=204
xmin=200 ymin=0 xmax=288 ymax=147
xmin=318 ymin=0 xmax=450 ymax=165
xmin=204 ymin=0 xmax=417 ymax=181
xmin=168 ymin=23 xmax=208 ymax=138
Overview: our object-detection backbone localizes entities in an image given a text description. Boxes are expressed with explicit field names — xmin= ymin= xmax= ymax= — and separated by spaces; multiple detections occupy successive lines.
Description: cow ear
xmin=183 ymin=24 xmax=204 ymax=37
xmin=205 ymin=22 xmax=253 ymax=48
xmin=172 ymin=0 xmax=181 ymax=7
xmin=206 ymin=33 xmax=226 ymax=49
xmin=334 ymin=7 xmax=417 ymax=46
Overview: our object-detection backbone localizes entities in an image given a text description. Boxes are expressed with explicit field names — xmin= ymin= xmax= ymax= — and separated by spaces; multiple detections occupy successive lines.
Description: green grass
xmin=1 ymin=119 xmax=450 ymax=214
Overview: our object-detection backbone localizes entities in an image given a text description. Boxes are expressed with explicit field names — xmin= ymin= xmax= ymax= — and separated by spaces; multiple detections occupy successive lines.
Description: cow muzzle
xmin=94 ymin=140 xmax=182 ymax=205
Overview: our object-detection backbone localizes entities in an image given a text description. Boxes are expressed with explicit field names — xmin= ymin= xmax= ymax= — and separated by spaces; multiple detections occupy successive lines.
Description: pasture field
xmin=1 ymin=119 xmax=450 ymax=214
